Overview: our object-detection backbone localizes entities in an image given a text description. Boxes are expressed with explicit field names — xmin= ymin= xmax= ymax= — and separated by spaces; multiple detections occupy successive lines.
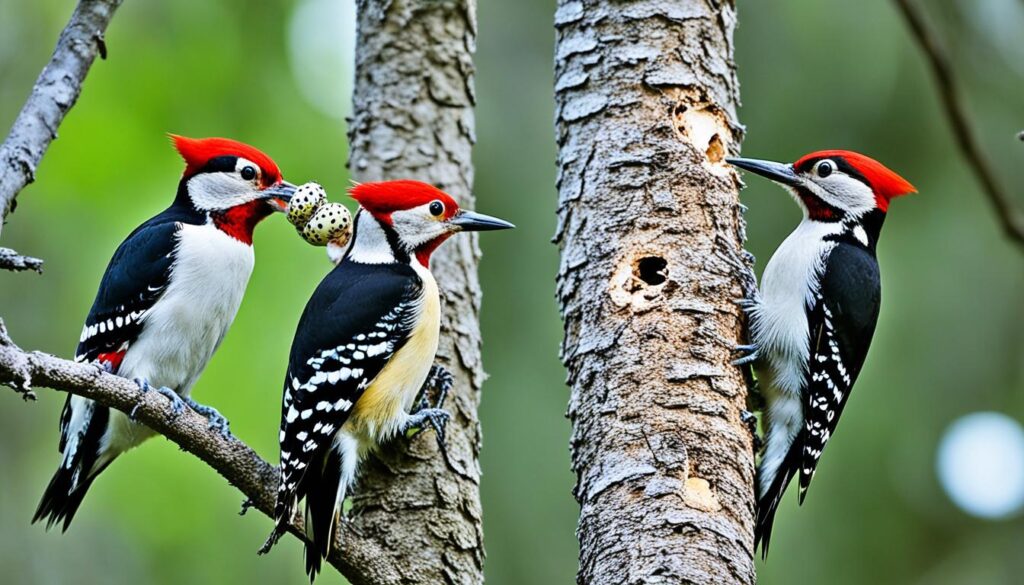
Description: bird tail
xmin=754 ymin=439 xmax=801 ymax=558
xmin=33 ymin=396 xmax=111 ymax=531
xmin=303 ymin=447 xmax=347 ymax=582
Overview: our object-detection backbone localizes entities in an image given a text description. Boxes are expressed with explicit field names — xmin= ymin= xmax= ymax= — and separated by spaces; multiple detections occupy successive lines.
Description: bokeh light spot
xmin=287 ymin=0 xmax=356 ymax=120
xmin=937 ymin=412 xmax=1024 ymax=519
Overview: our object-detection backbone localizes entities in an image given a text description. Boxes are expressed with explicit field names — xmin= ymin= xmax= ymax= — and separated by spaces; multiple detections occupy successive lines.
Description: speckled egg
xmin=286 ymin=182 xmax=327 ymax=227
xmin=301 ymin=202 xmax=352 ymax=246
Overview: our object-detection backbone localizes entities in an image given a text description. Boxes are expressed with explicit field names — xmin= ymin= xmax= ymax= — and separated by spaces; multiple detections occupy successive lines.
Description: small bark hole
xmin=636 ymin=256 xmax=668 ymax=286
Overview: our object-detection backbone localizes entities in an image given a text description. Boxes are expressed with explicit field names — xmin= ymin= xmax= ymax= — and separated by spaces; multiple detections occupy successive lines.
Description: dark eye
xmin=240 ymin=166 xmax=257 ymax=181
xmin=429 ymin=200 xmax=445 ymax=216
xmin=816 ymin=160 xmax=835 ymax=178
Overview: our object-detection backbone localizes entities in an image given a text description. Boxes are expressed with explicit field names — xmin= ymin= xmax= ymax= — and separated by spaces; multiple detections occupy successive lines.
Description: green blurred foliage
xmin=0 ymin=0 xmax=1021 ymax=584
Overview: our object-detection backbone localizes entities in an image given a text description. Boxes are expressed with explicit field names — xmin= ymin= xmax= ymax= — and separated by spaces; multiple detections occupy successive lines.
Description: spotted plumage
xmin=260 ymin=181 xmax=513 ymax=581
xmin=35 ymin=137 xmax=294 ymax=531
xmin=727 ymin=151 xmax=914 ymax=556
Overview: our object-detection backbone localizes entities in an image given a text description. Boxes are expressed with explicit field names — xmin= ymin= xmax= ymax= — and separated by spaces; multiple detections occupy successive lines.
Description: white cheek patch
xmin=390 ymin=205 xmax=448 ymax=249
xmin=807 ymin=175 xmax=875 ymax=217
xmin=187 ymin=172 xmax=261 ymax=211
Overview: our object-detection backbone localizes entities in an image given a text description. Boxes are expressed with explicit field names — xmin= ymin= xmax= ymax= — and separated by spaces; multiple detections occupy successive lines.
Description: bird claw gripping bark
xmin=731 ymin=343 xmax=760 ymax=366
xmin=131 ymin=378 xmax=185 ymax=421
xmin=185 ymin=396 xmax=232 ymax=438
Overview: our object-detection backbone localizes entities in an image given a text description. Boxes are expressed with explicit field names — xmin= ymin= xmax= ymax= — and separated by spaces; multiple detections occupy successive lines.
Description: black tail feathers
xmin=33 ymin=461 xmax=99 ymax=532
xmin=754 ymin=445 xmax=801 ymax=559
xmin=34 ymin=399 xmax=110 ymax=532
xmin=303 ymin=448 xmax=344 ymax=582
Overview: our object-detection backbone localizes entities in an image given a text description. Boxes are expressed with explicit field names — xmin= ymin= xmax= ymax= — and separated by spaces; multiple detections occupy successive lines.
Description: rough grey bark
xmin=554 ymin=1 xmax=756 ymax=584
xmin=345 ymin=1 xmax=485 ymax=584
xmin=0 ymin=0 xmax=123 ymax=239
xmin=0 ymin=319 xmax=402 ymax=584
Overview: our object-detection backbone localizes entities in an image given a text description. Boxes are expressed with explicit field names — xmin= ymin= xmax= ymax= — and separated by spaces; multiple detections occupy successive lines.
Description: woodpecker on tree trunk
xmin=34 ymin=136 xmax=296 ymax=531
xmin=727 ymin=150 xmax=916 ymax=556
xmin=258 ymin=180 xmax=513 ymax=580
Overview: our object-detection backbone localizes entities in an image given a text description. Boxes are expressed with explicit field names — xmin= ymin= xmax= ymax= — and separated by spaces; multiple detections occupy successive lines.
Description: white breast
xmin=118 ymin=222 xmax=255 ymax=394
xmin=752 ymin=219 xmax=839 ymax=395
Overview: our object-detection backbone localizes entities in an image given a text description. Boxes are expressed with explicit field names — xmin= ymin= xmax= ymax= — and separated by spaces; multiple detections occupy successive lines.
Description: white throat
xmin=347 ymin=210 xmax=398 ymax=265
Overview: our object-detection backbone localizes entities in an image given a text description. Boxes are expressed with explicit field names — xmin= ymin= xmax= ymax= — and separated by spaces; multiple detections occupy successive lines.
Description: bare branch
xmin=893 ymin=0 xmax=1024 ymax=249
xmin=0 ymin=0 xmax=123 ymax=236
xmin=0 ymin=319 xmax=404 ymax=585
xmin=0 ymin=247 xmax=43 ymax=273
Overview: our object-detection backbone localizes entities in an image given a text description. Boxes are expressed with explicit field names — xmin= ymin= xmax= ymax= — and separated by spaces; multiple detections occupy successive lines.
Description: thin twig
xmin=893 ymin=0 xmax=1024 ymax=249
xmin=0 ymin=0 xmax=123 ymax=236
xmin=0 ymin=247 xmax=43 ymax=273
xmin=0 ymin=319 xmax=403 ymax=585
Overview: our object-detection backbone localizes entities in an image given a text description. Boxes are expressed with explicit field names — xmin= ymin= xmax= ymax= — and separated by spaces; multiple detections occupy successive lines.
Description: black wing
xmin=797 ymin=242 xmax=881 ymax=499
xmin=272 ymin=260 xmax=422 ymax=535
xmin=73 ymin=215 xmax=182 ymax=365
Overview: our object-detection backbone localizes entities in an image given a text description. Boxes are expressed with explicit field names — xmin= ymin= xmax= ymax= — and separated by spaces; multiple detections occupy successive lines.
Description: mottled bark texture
xmin=345 ymin=1 xmax=484 ymax=584
xmin=554 ymin=1 xmax=756 ymax=584
xmin=0 ymin=0 xmax=123 ymax=239
xmin=0 ymin=319 xmax=402 ymax=585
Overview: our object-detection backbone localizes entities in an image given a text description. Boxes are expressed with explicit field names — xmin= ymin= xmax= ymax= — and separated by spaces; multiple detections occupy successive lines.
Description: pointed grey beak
xmin=449 ymin=210 xmax=515 ymax=232
xmin=262 ymin=180 xmax=297 ymax=212
xmin=726 ymin=157 xmax=801 ymax=187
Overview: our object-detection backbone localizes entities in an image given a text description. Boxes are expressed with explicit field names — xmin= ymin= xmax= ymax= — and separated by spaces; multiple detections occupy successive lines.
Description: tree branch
xmin=0 ymin=247 xmax=43 ymax=273
xmin=0 ymin=0 xmax=122 ymax=239
xmin=0 ymin=318 xmax=404 ymax=585
xmin=893 ymin=0 xmax=1024 ymax=249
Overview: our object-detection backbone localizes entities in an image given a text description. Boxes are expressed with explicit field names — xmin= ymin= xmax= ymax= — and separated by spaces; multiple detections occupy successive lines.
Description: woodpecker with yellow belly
xmin=260 ymin=180 xmax=513 ymax=579
xmin=727 ymin=151 xmax=916 ymax=556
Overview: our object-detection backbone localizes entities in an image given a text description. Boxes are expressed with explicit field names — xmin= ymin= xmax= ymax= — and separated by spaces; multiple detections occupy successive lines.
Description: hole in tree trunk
xmin=636 ymin=256 xmax=668 ymax=286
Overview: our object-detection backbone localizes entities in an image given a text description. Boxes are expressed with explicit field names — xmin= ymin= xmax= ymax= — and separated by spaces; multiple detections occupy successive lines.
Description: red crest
xmin=349 ymin=180 xmax=459 ymax=222
xmin=795 ymin=150 xmax=916 ymax=212
xmin=170 ymin=134 xmax=282 ymax=188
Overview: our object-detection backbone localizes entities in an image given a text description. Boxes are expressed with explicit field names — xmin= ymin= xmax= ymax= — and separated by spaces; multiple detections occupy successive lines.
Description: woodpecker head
xmin=349 ymin=180 xmax=514 ymax=266
xmin=171 ymin=135 xmax=296 ymax=242
xmin=727 ymin=150 xmax=916 ymax=221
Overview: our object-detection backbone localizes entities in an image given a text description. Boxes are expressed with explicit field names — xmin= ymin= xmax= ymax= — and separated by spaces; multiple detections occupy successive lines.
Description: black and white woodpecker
xmin=259 ymin=180 xmax=513 ymax=579
xmin=727 ymin=150 xmax=916 ymax=555
xmin=34 ymin=136 xmax=296 ymax=531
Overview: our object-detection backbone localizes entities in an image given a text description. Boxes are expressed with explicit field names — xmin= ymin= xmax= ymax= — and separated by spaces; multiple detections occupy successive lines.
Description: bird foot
xmin=131 ymin=378 xmax=184 ymax=421
xmin=731 ymin=343 xmax=760 ymax=366
xmin=185 ymin=396 xmax=232 ymax=438
xmin=414 ymin=364 xmax=453 ymax=412
xmin=404 ymin=407 xmax=451 ymax=456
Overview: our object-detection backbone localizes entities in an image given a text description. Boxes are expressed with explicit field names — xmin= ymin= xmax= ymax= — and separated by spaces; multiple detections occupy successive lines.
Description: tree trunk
xmin=345 ymin=1 xmax=484 ymax=584
xmin=553 ymin=1 xmax=756 ymax=583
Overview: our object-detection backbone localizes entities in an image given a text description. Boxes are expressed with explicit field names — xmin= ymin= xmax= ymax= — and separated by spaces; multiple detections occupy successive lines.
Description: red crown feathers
xmin=170 ymin=134 xmax=282 ymax=188
xmin=349 ymin=180 xmax=459 ymax=221
xmin=794 ymin=150 xmax=916 ymax=212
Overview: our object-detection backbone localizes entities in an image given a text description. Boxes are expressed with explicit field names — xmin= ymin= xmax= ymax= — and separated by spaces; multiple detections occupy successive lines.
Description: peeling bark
xmin=0 ymin=0 xmax=123 ymax=237
xmin=553 ymin=1 xmax=756 ymax=583
xmin=345 ymin=1 xmax=484 ymax=584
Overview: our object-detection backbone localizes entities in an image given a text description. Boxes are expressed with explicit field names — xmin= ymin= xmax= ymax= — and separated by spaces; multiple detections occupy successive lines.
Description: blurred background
xmin=0 ymin=0 xmax=1021 ymax=583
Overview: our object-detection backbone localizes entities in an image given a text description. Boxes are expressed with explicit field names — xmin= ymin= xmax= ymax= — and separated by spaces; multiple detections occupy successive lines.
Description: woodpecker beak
xmin=448 ymin=210 xmax=515 ymax=232
xmin=726 ymin=157 xmax=801 ymax=187
xmin=262 ymin=181 xmax=297 ymax=212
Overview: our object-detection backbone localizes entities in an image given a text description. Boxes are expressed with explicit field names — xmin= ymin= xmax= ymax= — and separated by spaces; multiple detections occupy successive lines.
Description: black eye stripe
xmin=797 ymin=156 xmax=870 ymax=187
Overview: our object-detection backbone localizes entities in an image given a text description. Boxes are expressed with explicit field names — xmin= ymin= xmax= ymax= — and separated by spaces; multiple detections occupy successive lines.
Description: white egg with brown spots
xmin=301 ymin=202 xmax=352 ymax=247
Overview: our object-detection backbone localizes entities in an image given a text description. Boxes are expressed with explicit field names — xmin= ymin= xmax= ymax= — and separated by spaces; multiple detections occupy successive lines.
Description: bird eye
xmin=429 ymin=200 xmax=445 ymax=217
xmin=240 ymin=166 xmax=257 ymax=181
xmin=816 ymin=160 xmax=835 ymax=178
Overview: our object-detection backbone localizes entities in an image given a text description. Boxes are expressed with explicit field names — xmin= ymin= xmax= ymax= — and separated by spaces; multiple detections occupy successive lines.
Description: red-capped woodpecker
xmin=727 ymin=151 xmax=916 ymax=555
xmin=259 ymin=180 xmax=513 ymax=579
xmin=33 ymin=136 xmax=296 ymax=531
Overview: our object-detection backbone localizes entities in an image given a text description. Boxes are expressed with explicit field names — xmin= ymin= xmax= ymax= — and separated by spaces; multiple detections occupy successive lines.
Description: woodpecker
xmin=727 ymin=151 xmax=916 ymax=556
xmin=33 ymin=135 xmax=296 ymax=531
xmin=259 ymin=180 xmax=513 ymax=579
